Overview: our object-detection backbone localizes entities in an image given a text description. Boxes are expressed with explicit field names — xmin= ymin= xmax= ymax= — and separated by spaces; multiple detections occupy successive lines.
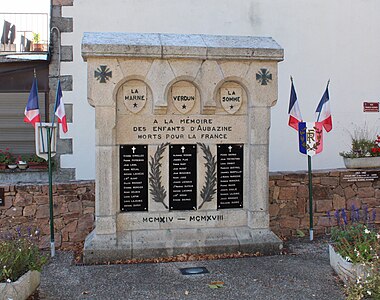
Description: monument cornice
xmin=81 ymin=32 xmax=284 ymax=61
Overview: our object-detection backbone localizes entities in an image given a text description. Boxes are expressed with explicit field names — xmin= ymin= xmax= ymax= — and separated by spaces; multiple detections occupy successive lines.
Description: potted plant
xmin=17 ymin=155 xmax=28 ymax=170
xmin=21 ymin=154 xmax=48 ymax=169
xmin=0 ymin=149 xmax=9 ymax=169
xmin=339 ymin=124 xmax=380 ymax=168
xmin=328 ymin=208 xmax=380 ymax=299
xmin=32 ymin=32 xmax=43 ymax=51
xmin=0 ymin=148 xmax=17 ymax=169
xmin=0 ymin=227 xmax=47 ymax=300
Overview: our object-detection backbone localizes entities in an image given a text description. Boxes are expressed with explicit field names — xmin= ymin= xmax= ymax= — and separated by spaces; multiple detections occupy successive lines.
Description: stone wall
xmin=269 ymin=170 xmax=380 ymax=238
xmin=0 ymin=169 xmax=379 ymax=250
xmin=0 ymin=181 xmax=94 ymax=250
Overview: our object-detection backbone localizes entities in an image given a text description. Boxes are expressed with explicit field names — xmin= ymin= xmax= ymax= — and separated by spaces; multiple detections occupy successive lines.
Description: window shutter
xmin=0 ymin=93 xmax=46 ymax=154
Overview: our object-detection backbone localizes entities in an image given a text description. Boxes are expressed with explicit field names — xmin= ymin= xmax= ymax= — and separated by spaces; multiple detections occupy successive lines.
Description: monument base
xmin=83 ymin=227 xmax=283 ymax=264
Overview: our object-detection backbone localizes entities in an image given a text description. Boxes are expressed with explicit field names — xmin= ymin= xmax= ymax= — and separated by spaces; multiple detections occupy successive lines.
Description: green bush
xmin=0 ymin=228 xmax=47 ymax=283
xmin=331 ymin=223 xmax=379 ymax=264
xmin=329 ymin=210 xmax=380 ymax=299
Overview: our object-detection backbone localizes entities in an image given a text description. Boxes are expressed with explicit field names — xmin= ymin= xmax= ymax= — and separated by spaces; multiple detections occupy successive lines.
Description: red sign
xmin=363 ymin=102 xmax=379 ymax=112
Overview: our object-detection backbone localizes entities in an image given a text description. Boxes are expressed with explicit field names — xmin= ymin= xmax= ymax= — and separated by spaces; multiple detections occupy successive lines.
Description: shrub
xmin=0 ymin=227 xmax=47 ymax=283
xmin=329 ymin=208 xmax=380 ymax=299
xmin=0 ymin=148 xmax=16 ymax=164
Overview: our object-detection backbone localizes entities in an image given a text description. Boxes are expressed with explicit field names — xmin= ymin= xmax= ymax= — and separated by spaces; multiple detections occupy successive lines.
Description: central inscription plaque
xmin=119 ymin=145 xmax=148 ymax=211
xmin=169 ymin=144 xmax=197 ymax=210
xmin=217 ymin=144 xmax=244 ymax=209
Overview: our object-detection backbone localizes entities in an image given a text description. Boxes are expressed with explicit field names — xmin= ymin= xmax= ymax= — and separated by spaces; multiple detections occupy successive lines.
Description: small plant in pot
xmin=20 ymin=154 xmax=48 ymax=169
xmin=339 ymin=124 xmax=380 ymax=168
xmin=0 ymin=148 xmax=17 ymax=169
xmin=0 ymin=227 xmax=47 ymax=299
xmin=328 ymin=207 xmax=380 ymax=299
xmin=32 ymin=32 xmax=43 ymax=51
xmin=17 ymin=155 xmax=28 ymax=170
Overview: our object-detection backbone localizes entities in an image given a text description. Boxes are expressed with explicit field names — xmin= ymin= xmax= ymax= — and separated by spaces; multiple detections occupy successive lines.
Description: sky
xmin=1 ymin=0 xmax=50 ymax=13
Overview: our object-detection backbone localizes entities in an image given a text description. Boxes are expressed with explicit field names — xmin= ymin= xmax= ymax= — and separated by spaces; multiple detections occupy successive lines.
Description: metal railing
xmin=0 ymin=13 xmax=49 ymax=53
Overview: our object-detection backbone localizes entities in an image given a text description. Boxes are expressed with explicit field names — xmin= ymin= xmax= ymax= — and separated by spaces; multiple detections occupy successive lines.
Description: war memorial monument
xmin=81 ymin=32 xmax=284 ymax=263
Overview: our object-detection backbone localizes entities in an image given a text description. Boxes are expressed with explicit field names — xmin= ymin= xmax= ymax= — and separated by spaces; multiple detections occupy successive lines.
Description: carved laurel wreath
xmin=149 ymin=142 xmax=169 ymax=209
xmin=299 ymin=126 xmax=322 ymax=151
xmin=198 ymin=143 xmax=217 ymax=209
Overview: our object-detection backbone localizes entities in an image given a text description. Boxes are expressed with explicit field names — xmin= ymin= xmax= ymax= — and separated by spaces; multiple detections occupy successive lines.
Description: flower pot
xmin=27 ymin=162 xmax=48 ymax=169
xmin=343 ymin=156 xmax=380 ymax=169
xmin=18 ymin=163 xmax=28 ymax=170
xmin=7 ymin=164 xmax=17 ymax=169
xmin=329 ymin=244 xmax=368 ymax=283
xmin=0 ymin=270 xmax=40 ymax=300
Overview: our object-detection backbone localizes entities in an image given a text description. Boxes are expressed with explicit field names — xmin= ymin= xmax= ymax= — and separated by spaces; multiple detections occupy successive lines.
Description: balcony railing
xmin=1 ymin=13 xmax=49 ymax=53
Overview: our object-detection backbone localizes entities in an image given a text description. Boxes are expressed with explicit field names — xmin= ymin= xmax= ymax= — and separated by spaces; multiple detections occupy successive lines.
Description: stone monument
xmin=81 ymin=32 xmax=284 ymax=263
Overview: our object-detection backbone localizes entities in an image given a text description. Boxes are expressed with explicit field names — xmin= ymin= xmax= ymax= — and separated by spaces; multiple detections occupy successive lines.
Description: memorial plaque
xmin=169 ymin=144 xmax=197 ymax=210
xmin=363 ymin=102 xmax=379 ymax=112
xmin=0 ymin=188 xmax=4 ymax=206
xmin=343 ymin=171 xmax=379 ymax=182
xmin=120 ymin=145 xmax=148 ymax=211
xmin=217 ymin=144 xmax=244 ymax=209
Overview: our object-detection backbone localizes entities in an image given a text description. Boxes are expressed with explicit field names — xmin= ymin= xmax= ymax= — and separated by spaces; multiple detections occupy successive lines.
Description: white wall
xmin=61 ymin=0 xmax=380 ymax=179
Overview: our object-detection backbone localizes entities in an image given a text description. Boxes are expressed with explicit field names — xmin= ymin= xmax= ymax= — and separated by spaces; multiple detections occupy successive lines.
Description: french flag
xmin=288 ymin=77 xmax=303 ymax=130
xmin=54 ymin=80 xmax=68 ymax=133
xmin=298 ymin=122 xmax=324 ymax=156
xmin=315 ymin=81 xmax=332 ymax=132
xmin=24 ymin=77 xmax=41 ymax=127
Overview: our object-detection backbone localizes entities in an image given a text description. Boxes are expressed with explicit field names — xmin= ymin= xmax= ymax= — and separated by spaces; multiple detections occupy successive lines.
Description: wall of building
xmin=57 ymin=0 xmax=380 ymax=179
xmin=0 ymin=169 xmax=378 ymax=249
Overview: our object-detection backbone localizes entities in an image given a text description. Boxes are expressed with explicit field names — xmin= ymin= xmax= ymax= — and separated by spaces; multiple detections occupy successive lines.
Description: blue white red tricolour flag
xmin=315 ymin=81 xmax=332 ymax=132
xmin=24 ymin=77 xmax=40 ymax=127
xmin=54 ymin=80 xmax=68 ymax=133
xmin=288 ymin=77 xmax=303 ymax=130
xmin=298 ymin=122 xmax=323 ymax=156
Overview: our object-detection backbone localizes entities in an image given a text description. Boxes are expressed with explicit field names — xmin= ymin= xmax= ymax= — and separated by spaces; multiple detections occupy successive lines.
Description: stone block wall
xmin=269 ymin=170 xmax=380 ymax=238
xmin=0 ymin=169 xmax=379 ymax=250
xmin=0 ymin=181 xmax=94 ymax=250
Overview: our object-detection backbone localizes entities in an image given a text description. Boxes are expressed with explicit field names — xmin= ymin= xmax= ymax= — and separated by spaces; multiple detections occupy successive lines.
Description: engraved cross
xmin=181 ymin=146 xmax=185 ymax=153
xmin=131 ymin=146 xmax=136 ymax=154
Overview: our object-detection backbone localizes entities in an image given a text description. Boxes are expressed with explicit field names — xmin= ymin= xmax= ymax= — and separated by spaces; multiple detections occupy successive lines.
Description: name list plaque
xmin=217 ymin=144 xmax=244 ymax=209
xmin=119 ymin=145 xmax=148 ymax=212
xmin=169 ymin=144 xmax=197 ymax=210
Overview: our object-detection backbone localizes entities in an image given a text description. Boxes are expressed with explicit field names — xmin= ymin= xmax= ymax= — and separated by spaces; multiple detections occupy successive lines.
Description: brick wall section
xmin=269 ymin=170 xmax=380 ymax=238
xmin=0 ymin=181 xmax=94 ymax=250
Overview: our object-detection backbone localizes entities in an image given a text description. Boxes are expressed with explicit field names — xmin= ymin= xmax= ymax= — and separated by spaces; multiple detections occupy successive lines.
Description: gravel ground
xmin=38 ymin=237 xmax=345 ymax=300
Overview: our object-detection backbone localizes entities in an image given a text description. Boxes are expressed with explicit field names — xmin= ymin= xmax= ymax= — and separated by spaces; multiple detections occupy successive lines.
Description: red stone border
xmin=269 ymin=170 xmax=380 ymax=238
xmin=0 ymin=182 xmax=94 ymax=250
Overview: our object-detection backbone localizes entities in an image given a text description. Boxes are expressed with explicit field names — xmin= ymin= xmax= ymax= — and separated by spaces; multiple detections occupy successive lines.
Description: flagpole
xmin=308 ymin=155 xmax=313 ymax=241
xmin=47 ymin=126 xmax=55 ymax=257
xmin=46 ymin=27 xmax=62 ymax=258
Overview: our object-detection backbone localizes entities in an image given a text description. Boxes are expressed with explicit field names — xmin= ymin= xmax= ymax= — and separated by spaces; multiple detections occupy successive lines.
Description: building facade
xmin=53 ymin=0 xmax=380 ymax=180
